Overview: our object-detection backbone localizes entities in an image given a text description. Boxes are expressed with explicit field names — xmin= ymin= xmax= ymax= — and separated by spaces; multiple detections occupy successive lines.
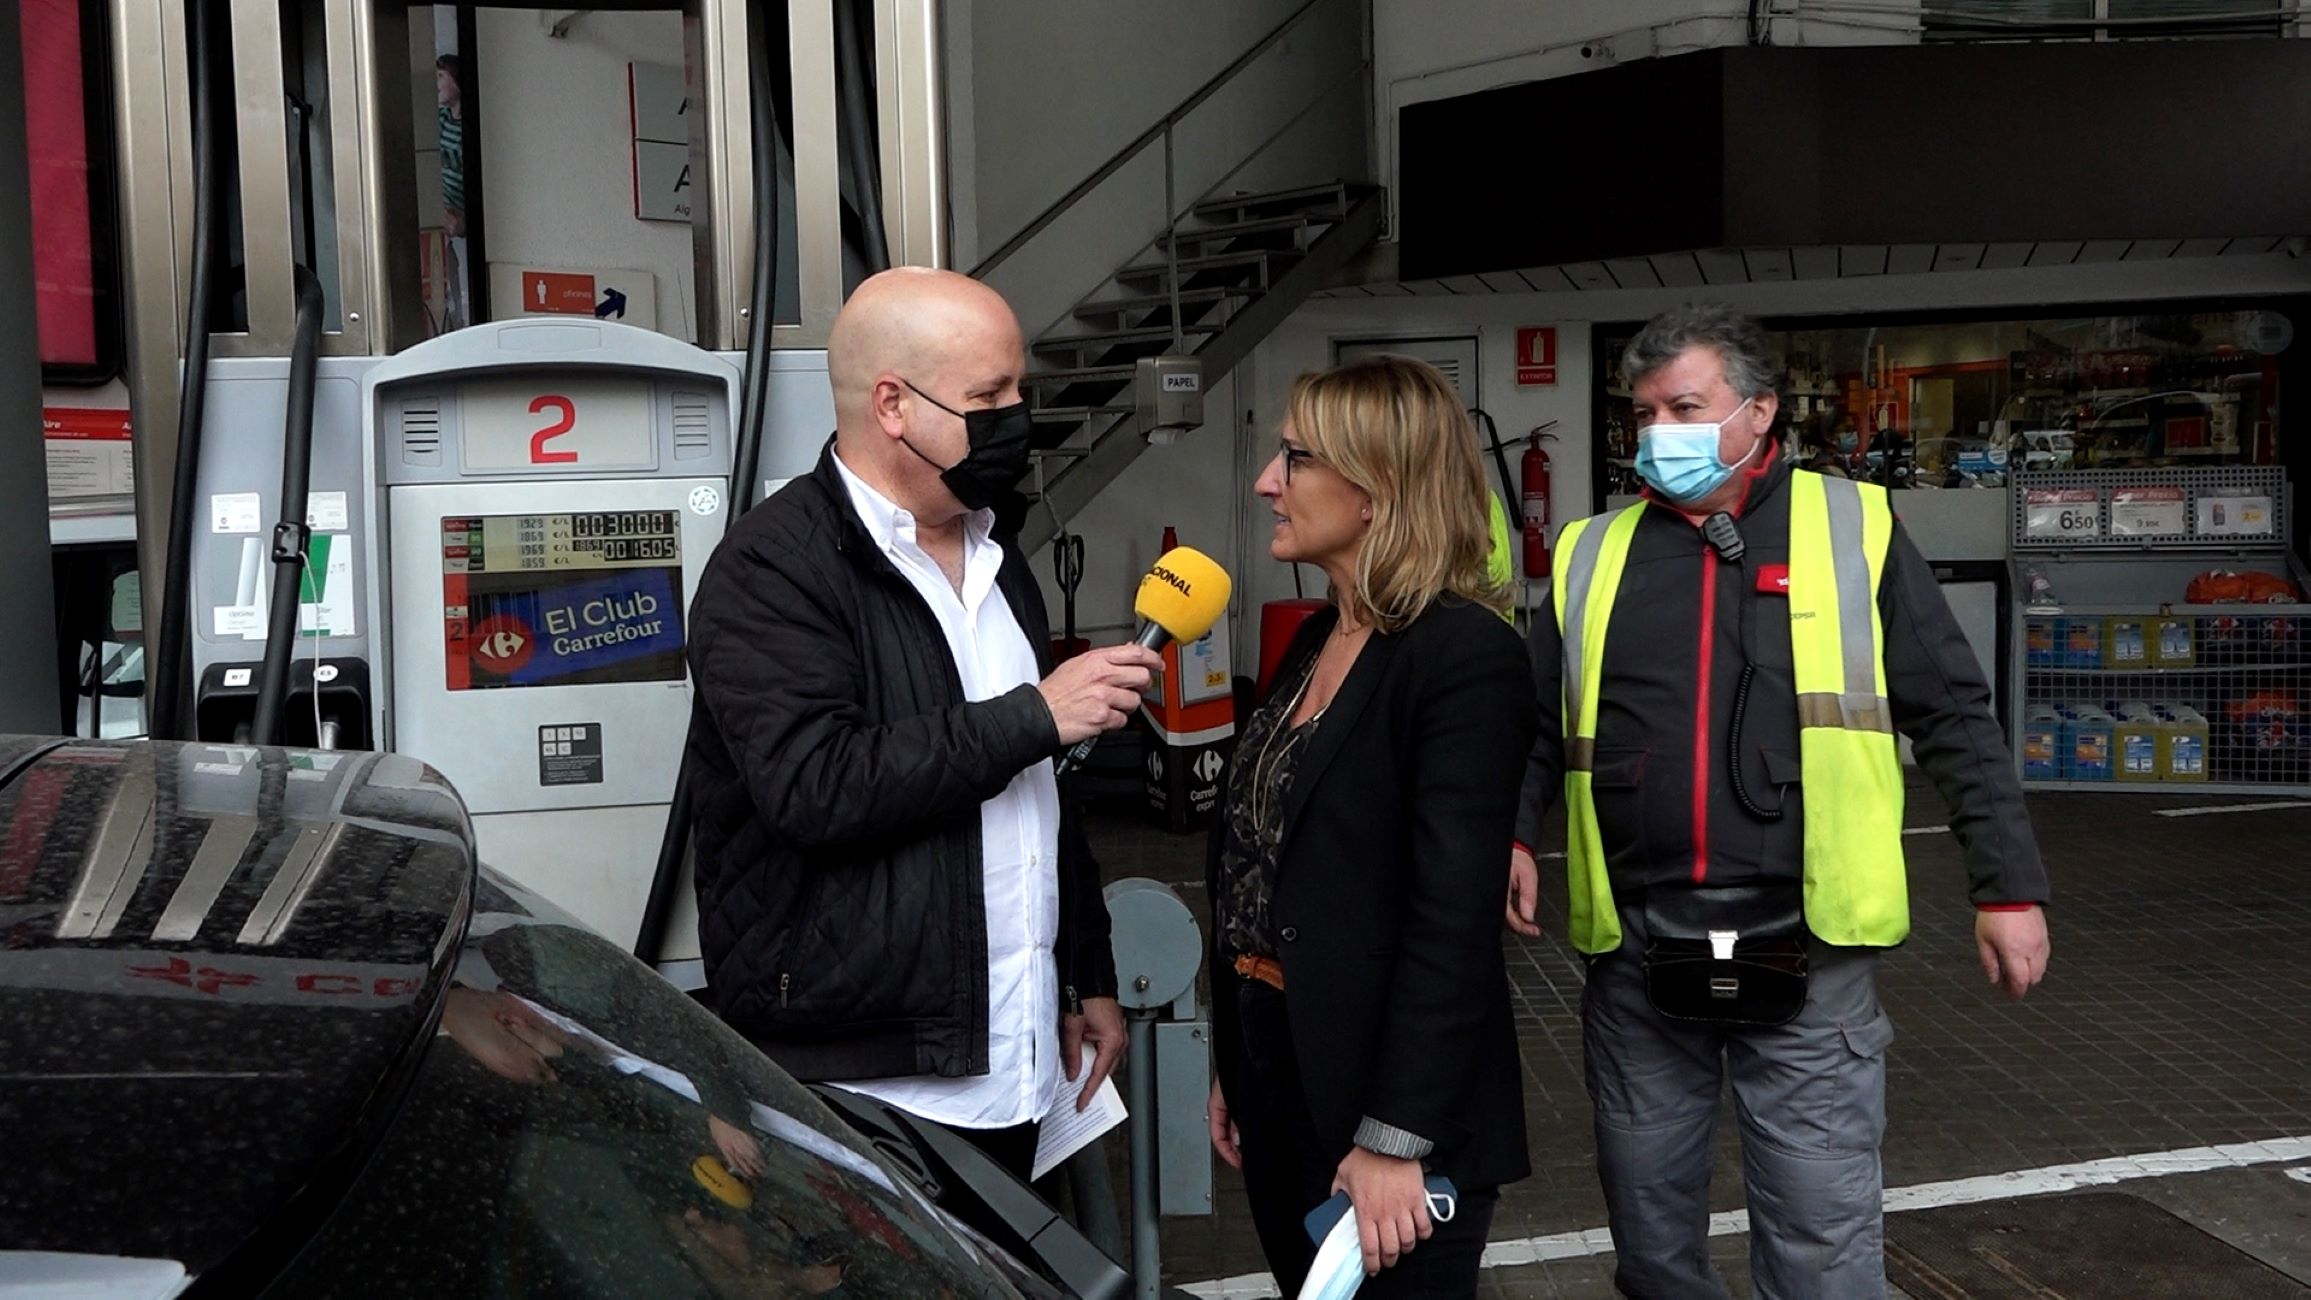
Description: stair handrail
xmin=967 ymin=0 xmax=1337 ymax=283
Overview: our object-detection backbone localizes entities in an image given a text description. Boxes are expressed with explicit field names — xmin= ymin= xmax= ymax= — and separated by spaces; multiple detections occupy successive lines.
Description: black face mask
xmin=901 ymin=380 xmax=1034 ymax=513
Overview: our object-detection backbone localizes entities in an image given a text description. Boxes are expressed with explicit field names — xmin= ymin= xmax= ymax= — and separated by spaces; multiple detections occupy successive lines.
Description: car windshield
xmin=260 ymin=874 xmax=1031 ymax=1299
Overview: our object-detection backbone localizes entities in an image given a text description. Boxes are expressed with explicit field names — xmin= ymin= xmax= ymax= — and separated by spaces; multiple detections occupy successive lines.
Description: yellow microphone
xmin=1055 ymin=546 xmax=1233 ymax=775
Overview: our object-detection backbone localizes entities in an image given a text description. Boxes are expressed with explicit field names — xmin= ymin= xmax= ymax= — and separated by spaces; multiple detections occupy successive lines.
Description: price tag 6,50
xmin=2025 ymin=489 xmax=2102 ymax=541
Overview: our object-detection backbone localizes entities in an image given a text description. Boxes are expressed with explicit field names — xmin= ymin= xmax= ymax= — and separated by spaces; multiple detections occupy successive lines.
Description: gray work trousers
xmin=1582 ymin=902 xmax=1895 ymax=1299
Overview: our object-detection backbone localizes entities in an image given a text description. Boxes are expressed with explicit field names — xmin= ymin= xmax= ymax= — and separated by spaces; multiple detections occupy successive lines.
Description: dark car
xmin=0 ymin=736 xmax=1123 ymax=1298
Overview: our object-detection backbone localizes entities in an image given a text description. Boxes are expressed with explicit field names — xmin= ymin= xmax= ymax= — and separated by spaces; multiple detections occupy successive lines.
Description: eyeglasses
xmin=1278 ymin=441 xmax=1320 ymax=484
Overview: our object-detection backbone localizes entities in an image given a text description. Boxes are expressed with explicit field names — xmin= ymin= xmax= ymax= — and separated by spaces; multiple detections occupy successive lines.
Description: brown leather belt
xmin=1233 ymin=953 xmax=1285 ymax=991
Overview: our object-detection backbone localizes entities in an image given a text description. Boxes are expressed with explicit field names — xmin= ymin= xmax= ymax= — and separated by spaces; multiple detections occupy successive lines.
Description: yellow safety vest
xmin=1486 ymin=494 xmax=1516 ymax=624
xmin=1551 ymin=471 xmax=1909 ymax=953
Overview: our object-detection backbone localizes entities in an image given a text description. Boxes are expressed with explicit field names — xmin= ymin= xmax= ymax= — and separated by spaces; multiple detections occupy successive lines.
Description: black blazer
xmin=1209 ymin=598 xmax=1536 ymax=1191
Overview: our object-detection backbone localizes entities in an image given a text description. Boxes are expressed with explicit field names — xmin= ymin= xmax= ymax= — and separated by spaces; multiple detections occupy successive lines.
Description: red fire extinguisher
xmin=1521 ymin=430 xmax=1557 ymax=577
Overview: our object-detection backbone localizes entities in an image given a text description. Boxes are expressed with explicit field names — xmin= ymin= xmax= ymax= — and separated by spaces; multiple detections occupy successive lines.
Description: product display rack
xmin=2007 ymin=467 xmax=2311 ymax=795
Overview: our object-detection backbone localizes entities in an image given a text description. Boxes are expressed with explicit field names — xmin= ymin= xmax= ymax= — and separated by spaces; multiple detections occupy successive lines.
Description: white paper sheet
xmin=1033 ymin=1071 xmax=1128 ymax=1181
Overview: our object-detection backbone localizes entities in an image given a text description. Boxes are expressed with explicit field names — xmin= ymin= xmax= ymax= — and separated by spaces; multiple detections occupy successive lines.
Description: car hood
xmin=0 ymin=737 xmax=474 ymax=1287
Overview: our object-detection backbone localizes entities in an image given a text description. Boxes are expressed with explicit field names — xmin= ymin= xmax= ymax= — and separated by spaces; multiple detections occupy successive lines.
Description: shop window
xmin=2104 ymin=0 xmax=2287 ymax=38
xmin=1922 ymin=0 xmax=2095 ymax=42
xmin=1923 ymin=0 xmax=2284 ymax=41
xmin=1595 ymin=307 xmax=2296 ymax=500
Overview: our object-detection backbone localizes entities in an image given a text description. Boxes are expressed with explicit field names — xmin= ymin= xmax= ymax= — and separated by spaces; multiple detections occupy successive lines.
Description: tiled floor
xmin=1081 ymin=779 xmax=2311 ymax=1297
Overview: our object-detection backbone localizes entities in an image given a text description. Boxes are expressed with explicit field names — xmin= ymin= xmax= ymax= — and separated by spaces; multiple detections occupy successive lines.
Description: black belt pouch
xmin=1641 ymin=882 xmax=1810 ymax=1026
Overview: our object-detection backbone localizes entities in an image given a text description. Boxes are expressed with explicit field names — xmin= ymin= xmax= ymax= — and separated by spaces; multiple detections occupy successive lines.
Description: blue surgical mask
xmin=1635 ymin=398 xmax=1756 ymax=503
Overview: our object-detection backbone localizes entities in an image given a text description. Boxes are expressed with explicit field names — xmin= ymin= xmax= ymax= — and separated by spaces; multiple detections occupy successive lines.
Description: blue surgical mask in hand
xmin=1635 ymin=397 xmax=1756 ymax=503
xmin=1296 ymin=1177 xmax=1459 ymax=1299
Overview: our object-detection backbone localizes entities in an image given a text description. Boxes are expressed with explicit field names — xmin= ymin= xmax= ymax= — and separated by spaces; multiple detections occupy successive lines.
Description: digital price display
xmin=441 ymin=511 xmax=686 ymax=691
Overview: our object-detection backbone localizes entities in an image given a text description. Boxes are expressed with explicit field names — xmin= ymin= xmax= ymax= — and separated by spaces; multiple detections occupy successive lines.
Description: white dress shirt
xmin=824 ymin=451 xmax=1064 ymax=1130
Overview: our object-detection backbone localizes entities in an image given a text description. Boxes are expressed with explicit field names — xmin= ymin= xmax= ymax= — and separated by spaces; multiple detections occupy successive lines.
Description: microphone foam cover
xmin=1133 ymin=546 xmax=1233 ymax=643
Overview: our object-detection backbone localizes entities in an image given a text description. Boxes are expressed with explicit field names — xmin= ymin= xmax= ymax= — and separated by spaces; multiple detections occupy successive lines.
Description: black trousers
xmin=947 ymin=1120 xmax=1040 ymax=1183
xmin=1229 ymin=981 xmax=1499 ymax=1298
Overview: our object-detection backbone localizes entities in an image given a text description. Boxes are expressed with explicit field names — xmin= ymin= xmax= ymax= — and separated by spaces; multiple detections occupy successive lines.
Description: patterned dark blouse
xmin=1215 ymin=654 xmax=1321 ymax=960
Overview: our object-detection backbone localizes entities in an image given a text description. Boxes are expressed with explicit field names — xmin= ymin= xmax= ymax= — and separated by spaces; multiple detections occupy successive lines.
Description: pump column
xmin=0 ymin=0 xmax=59 ymax=731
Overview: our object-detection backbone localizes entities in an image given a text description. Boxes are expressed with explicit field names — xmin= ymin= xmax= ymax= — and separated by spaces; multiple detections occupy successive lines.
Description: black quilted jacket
xmin=684 ymin=441 xmax=1119 ymax=1083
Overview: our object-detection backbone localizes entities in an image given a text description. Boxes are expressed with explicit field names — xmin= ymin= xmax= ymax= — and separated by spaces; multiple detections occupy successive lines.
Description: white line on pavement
xmin=1182 ymin=1135 xmax=2311 ymax=1298
xmin=2153 ymin=801 xmax=2311 ymax=818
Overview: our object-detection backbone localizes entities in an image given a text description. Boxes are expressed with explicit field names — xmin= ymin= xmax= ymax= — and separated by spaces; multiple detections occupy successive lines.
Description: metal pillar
xmin=0 ymin=0 xmax=61 ymax=733
xmin=1127 ymin=1007 xmax=1161 ymax=1299
xmin=1106 ymin=878 xmax=1213 ymax=1299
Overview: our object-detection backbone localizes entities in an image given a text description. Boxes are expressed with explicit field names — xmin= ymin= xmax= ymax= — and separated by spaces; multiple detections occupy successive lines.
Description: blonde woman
xmin=1204 ymin=355 xmax=1535 ymax=1295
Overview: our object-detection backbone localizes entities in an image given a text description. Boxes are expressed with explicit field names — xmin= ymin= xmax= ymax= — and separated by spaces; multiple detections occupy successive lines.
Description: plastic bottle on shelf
xmin=2155 ymin=702 xmax=2209 ymax=782
xmin=2060 ymin=704 xmax=2115 ymax=781
xmin=2021 ymin=706 xmax=2064 ymax=781
xmin=2025 ymin=566 xmax=2058 ymax=607
xmin=2113 ymin=702 xmax=2161 ymax=782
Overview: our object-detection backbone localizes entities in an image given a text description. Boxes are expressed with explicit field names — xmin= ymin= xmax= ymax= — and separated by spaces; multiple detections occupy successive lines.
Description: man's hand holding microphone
xmin=1040 ymin=646 xmax=1162 ymax=747
xmin=1048 ymin=546 xmax=1234 ymax=774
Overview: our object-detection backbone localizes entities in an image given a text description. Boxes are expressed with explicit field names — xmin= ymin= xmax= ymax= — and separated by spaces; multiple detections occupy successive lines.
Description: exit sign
xmin=489 ymin=262 xmax=659 ymax=330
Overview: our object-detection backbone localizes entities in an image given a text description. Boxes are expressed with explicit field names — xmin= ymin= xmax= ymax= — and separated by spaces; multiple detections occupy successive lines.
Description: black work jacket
xmin=685 ymin=441 xmax=1118 ymax=1082
xmin=1518 ymin=458 xmax=2050 ymax=909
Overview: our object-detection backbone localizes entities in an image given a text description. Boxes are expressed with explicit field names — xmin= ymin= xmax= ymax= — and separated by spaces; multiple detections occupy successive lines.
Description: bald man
xmin=684 ymin=269 xmax=1159 ymax=1179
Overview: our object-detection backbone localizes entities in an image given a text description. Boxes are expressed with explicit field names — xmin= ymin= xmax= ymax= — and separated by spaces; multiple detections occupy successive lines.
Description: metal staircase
xmin=1017 ymin=181 xmax=1385 ymax=551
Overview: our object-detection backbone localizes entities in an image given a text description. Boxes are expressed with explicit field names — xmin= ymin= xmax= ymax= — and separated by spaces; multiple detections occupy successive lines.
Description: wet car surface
xmin=0 ymin=736 xmax=1057 ymax=1298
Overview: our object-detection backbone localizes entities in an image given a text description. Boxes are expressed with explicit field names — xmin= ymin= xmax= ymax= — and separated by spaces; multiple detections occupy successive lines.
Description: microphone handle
xmin=1053 ymin=621 xmax=1175 ymax=777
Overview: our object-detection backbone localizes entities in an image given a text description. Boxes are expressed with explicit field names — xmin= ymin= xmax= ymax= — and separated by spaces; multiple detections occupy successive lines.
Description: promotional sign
xmin=1143 ymin=610 xmax=1235 ymax=834
xmin=441 ymin=512 xmax=687 ymax=690
xmin=2024 ymin=488 xmax=2102 ymax=541
xmin=2109 ymin=486 xmax=2186 ymax=537
xmin=2196 ymin=492 xmax=2276 ymax=538
xmin=43 ymin=406 xmax=133 ymax=499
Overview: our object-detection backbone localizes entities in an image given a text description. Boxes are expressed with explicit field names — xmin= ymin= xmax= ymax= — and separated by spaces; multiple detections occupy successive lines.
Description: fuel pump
xmin=357 ymin=320 xmax=741 ymax=948
xmin=128 ymin=1 xmax=866 ymax=979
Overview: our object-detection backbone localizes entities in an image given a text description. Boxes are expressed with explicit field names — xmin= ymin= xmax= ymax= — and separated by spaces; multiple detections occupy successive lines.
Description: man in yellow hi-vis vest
xmin=1505 ymin=306 xmax=2050 ymax=1299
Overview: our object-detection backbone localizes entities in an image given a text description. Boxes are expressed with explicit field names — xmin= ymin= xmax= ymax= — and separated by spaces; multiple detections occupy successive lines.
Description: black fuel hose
xmin=250 ymin=266 xmax=325 ymax=747
xmin=150 ymin=1 xmax=222 ymax=740
xmin=726 ymin=9 xmax=785 ymax=522
xmin=635 ymin=9 xmax=786 ymax=966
